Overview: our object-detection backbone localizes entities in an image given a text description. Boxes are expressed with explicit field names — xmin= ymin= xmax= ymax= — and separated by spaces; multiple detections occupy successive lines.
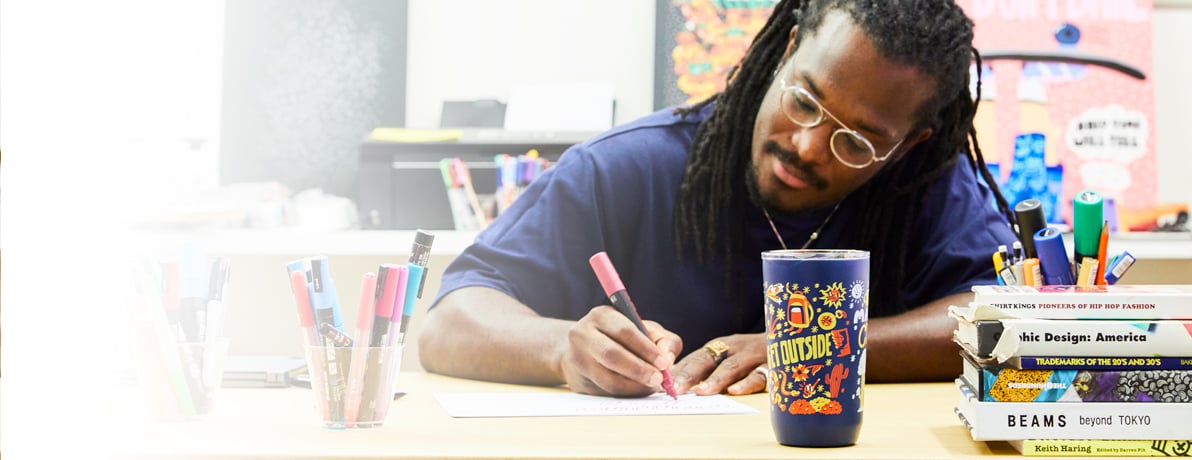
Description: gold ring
xmin=704 ymin=340 xmax=730 ymax=363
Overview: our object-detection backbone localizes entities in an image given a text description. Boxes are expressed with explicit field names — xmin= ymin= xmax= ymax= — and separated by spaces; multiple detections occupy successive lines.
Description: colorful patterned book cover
xmin=1005 ymin=356 xmax=1192 ymax=371
xmin=963 ymin=355 xmax=1192 ymax=403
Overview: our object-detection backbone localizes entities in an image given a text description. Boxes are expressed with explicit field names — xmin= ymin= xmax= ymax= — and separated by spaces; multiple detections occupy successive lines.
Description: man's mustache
xmin=762 ymin=140 xmax=828 ymax=190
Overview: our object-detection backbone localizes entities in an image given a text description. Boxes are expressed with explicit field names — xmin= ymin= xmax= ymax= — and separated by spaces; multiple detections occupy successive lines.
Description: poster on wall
xmin=957 ymin=0 xmax=1157 ymax=226
xmin=654 ymin=0 xmax=778 ymax=110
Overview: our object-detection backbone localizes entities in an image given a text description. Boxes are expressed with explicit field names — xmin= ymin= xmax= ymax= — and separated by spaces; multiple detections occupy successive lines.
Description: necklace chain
xmin=763 ymin=201 xmax=843 ymax=250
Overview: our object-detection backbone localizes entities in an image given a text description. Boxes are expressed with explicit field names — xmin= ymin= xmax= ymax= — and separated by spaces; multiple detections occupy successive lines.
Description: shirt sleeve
xmin=901 ymin=160 xmax=1019 ymax=307
xmin=431 ymin=145 xmax=610 ymax=319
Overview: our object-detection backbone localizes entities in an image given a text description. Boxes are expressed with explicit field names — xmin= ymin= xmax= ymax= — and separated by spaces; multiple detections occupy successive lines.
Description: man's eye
xmin=840 ymin=134 xmax=869 ymax=154
xmin=793 ymin=94 xmax=817 ymax=113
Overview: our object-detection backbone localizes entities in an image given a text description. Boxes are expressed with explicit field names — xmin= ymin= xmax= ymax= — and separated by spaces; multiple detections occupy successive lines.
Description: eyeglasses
xmin=779 ymin=77 xmax=905 ymax=169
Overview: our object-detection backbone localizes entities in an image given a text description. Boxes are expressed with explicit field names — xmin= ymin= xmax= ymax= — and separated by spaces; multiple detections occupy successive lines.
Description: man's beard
xmin=745 ymin=160 xmax=770 ymax=210
xmin=746 ymin=140 xmax=829 ymax=212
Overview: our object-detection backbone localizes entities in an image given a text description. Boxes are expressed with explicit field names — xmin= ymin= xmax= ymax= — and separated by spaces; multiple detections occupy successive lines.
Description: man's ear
xmin=783 ymin=25 xmax=799 ymax=61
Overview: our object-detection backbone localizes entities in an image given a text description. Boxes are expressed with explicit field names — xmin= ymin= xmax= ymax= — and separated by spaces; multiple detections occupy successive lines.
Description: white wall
xmin=0 ymin=0 xmax=226 ymax=362
xmin=405 ymin=0 xmax=656 ymax=129
xmin=1152 ymin=6 xmax=1192 ymax=205
xmin=0 ymin=1 xmax=226 ymax=455
xmin=404 ymin=2 xmax=1190 ymax=204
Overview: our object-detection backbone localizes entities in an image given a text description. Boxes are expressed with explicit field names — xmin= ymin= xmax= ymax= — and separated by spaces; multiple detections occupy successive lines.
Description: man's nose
xmin=789 ymin=123 xmax=834 ymax=165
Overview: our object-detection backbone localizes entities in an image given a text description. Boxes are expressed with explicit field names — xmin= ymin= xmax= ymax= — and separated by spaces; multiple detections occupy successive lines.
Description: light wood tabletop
xmin=109 ymin=372 xmax=1020 ymax=459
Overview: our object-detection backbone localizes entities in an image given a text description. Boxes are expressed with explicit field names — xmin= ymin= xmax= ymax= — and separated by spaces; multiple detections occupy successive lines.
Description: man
xmin=419 ymin=0 xmax=1017 ymax=398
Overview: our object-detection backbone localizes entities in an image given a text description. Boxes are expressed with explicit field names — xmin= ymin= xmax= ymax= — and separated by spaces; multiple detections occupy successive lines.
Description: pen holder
xmin=133 ymin=338 xmax=230 ymax=421
xmin=304 ymin=344 xmax=403 ymax=429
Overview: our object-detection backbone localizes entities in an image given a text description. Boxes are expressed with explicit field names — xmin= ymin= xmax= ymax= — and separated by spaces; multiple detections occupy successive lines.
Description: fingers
xmin=562 ymin=349 xmax=659 ymax=397
xmin=673 ymin=334 xmax=769 ymax=396
xmin=671 ymin=344 xmax=718 ymax=394
xmin=691 ymin=355 xmax=747 ymax=395
xmin=727 ymin=366 xmax=769 ymax=395
xmin=611 ymin=318 xmax=671 ymax=371
xmin=561 ymin=306 xmax=674 ymax=397
xmin=644 ymin=320 xmax=682 ymax=367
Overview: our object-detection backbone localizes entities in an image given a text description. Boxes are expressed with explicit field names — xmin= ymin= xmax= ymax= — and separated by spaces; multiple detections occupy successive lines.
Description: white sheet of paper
xmin=433 ymin=392 xmax=758 ymax=418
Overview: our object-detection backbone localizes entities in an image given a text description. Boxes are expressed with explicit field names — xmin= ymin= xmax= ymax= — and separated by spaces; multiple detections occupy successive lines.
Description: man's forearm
xmin=418 ymin=287 xmax=573 ymax=386
xmin=864 ymin=292 xmax=971 ymax=382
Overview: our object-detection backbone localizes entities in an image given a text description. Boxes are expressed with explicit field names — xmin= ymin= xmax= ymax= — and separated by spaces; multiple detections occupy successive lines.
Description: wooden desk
xmin=111 ymin=372 xmax=1019 ymax=459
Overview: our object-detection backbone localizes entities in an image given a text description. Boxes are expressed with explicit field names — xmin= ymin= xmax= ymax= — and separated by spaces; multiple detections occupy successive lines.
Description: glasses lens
xmin=831 ymin=131 xmax=875 ymax=168
xmin=781 ymin=88 xmax=823 ymax=126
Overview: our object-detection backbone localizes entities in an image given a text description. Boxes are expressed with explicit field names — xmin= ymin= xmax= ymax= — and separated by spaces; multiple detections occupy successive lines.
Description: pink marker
xmin=290 ymin=271 xmax=318 ymax=345
xmin=373 ymin=266 xmax=408 ymax=422
xmin=450 ymin=157 xmax=469 ymax=187
xmin=370 ymin=264 xmax=402 ymax=347
xmin=290 ymin=270 xmax=328 ymax=420
xmin=351 ymin=265 xmax=402 ymax=423
xmin=344 ymin=272 xmax=377 ymax=427
xmin=588 ymin=252 xmax=678 ymax=400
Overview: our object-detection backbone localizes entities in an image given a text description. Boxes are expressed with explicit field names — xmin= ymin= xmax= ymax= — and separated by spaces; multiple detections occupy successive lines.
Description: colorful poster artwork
xmin=663 ymin=0 xmax=776 ymax=106
xmin=958 ymin=0 xmax=1157 ymax=225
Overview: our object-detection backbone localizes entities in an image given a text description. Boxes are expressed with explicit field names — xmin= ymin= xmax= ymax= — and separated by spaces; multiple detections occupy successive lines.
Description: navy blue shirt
xmin=433 ymin=105 xmax=1016 ymax=358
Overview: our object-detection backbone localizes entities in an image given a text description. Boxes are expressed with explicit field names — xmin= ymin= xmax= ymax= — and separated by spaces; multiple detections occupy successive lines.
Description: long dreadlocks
xmin=674 ymin=0 xmax=1014 ymax=314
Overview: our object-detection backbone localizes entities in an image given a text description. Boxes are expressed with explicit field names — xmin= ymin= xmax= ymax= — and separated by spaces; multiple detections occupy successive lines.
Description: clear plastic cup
xmin=304 ymin=344 xmax=402 ymax=429
xmin=133 ymin=338 xmax=230 ymax=421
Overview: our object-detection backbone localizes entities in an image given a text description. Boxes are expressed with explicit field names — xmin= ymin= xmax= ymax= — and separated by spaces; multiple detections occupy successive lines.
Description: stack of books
xmin=949 ymin=285 xmax=1192 ymax=457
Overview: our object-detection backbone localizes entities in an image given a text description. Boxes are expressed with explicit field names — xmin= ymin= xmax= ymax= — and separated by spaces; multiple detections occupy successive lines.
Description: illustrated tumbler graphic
xmin=762 ymin=250 xmax=870 ymax=447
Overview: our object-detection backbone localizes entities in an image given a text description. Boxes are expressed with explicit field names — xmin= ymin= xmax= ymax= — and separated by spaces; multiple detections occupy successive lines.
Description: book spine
xmin=973 ymin=366 xmax=1192 ymax=403
xmin=959 ymin=320 xmax=1002 ymax=358
xmin=970 ymin=285 xmax=1192 ymax=320
xmin=989 ymin=319 xmax=1192 ymax=360
xmin=1011 ymin=439 xmax=1192 ymax=457
xmin=1013 ymin=356 xmax=1192 ymax=370
xmin=955 ymin=380 xmax=1192 ymax=440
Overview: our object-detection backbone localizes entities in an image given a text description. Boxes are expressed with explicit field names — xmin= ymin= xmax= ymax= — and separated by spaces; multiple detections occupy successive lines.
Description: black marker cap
xmin=411 ymin=230 xmax=435 ymax=299
xmin=1014 ymin=199 xmax=1046 ymax=259
xmin=207 ymin=257 xmax=231 ymax=301
xmin=414 ymin=229 xmax=435 ymax=246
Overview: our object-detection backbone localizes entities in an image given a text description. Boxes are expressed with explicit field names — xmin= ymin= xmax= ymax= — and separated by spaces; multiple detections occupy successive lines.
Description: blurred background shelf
xmin=142 ymin=229 xmax=1191 ymax=260
xmin=138 ymin=229 xmax=480 ymax=256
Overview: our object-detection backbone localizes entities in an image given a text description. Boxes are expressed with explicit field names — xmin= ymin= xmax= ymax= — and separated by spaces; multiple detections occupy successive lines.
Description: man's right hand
xmin=558 ymin=305 xmax=683 ymax=397
xmin=420 ymin=287 xmax=682 ymax=397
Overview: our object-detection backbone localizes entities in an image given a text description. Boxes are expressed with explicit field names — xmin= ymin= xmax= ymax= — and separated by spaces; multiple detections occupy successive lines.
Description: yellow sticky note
xmin=368 ymin=128 xmax=463 ymax=143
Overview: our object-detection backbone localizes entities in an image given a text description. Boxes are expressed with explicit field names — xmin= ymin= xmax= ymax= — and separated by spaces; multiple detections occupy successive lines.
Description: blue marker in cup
xmin=1033 ymin=227 xmax=1075 ymax=286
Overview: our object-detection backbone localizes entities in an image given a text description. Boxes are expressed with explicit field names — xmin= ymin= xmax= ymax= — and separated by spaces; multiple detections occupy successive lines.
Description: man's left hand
xmin=671 ymin=333 xmax=768 ymax=395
